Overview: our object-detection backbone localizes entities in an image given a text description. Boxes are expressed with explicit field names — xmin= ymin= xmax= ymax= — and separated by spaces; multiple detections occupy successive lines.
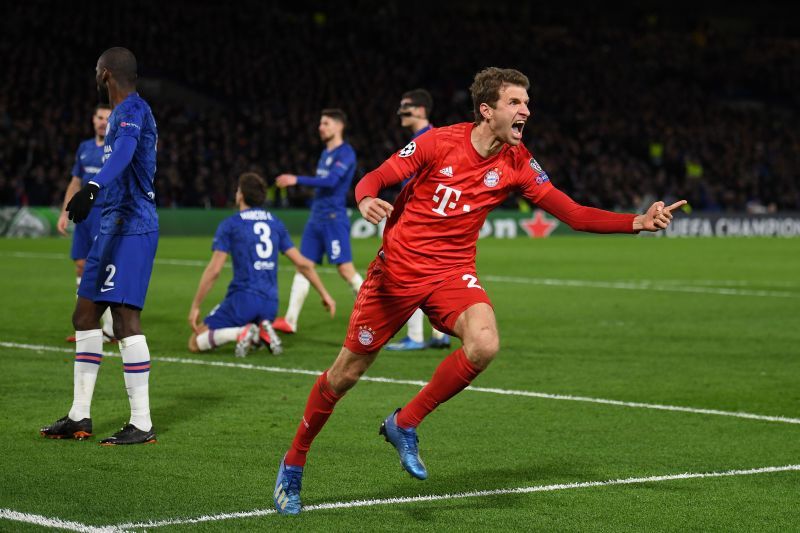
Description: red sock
xmin=396 ymin=348 xmax=481 ymax=429
xmin=284 ymin=371 xmax=342 ymax=467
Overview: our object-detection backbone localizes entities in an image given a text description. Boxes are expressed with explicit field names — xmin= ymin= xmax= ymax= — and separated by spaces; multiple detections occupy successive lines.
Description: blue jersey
xmin=71 ymin=138 xmax=106 ymax=207
xmin=296 ymin=142 xmax=357 ymax=223
xmin=212 ymin=208 xmax=294 ymax=301
xmin=100 ymin=93 xmax=158 ymax=235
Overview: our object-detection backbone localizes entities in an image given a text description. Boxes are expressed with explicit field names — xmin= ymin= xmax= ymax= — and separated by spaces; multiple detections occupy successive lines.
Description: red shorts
xmin=344 ymin=257 xmax=493 ymax=354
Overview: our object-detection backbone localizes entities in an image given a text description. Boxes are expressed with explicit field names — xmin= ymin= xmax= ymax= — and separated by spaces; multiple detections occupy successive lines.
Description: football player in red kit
xmin=273 ymin=67 xmax=686 ymax=514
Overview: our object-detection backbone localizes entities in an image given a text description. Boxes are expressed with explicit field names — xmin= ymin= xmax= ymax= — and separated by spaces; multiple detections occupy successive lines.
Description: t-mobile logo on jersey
xmin=431 ymin=184 xmax=470 ymax=216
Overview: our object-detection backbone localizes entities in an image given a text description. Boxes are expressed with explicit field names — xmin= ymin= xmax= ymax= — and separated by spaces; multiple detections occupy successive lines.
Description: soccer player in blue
xmin=57 ymin=104 xmax=115 ymax=343
xmin=385 ymin=89 xmax=451 ymax=351
xmin=187 ymin=173 xmax=336 ymax=357
xmin=40 ymin=47 xmax=160 ymax=445
xmin=273 ymin=109 xmax=362 ymax=334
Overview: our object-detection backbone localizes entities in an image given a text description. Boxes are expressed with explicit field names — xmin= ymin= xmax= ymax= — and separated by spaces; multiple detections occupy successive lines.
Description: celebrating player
xmin=385 ymin=89 xmax=450 ymax=351
xmin=273 ymin=109 xmax=362 ymax=334
xmin=57 ymin=104 xmax=115 ymax=343
xmin=272 ymin=67 xmax=686 ymax=514
xmin=187 ymin=173 xmax=336 ymax=357
xmin=40 ymin=47 xmax=160 ymax=445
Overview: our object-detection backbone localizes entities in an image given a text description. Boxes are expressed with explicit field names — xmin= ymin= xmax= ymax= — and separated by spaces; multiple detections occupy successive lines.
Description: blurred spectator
xmin=0 ymin=1 xmax=797 ymax=211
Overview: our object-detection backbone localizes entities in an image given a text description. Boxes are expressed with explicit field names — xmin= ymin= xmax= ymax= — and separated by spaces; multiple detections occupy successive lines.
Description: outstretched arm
xmin=536 ymin=187 xmax=685 ymax=233
xmin=284 ymin=247 xmax=336 ymax=318
xmin=188 ymin=251 xmax=228 ymax=333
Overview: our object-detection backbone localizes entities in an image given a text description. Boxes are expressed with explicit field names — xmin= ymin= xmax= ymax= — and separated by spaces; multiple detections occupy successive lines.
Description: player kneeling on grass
xmin=188 ymin=173 xmax=335 ymax=357
xmin=272 ymin=67 xmax=686 ymax=515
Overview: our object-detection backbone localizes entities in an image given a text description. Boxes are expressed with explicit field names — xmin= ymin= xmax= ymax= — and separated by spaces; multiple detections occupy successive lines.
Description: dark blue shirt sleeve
xmin=296 ymin=148 xmax=355 ymax=189
xmin=211 ymin=220 xmax=232 ymax=253
xmin=114 ymin=104 xmax=144 ymax=141
xmin=89 ymin=136 xmax=137 ymax=188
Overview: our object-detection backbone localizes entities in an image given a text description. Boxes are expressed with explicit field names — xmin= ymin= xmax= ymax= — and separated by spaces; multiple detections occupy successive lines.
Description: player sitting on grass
xmin=272 ymin=67 xmax=686 ymax=515
xmin=188 ymin=172 xmax=335 ymax=357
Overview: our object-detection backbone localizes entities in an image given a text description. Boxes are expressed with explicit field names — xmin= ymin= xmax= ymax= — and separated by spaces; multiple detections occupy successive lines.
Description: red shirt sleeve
xmin=515 ymin=146 xmax=635 ymax=234
xmin=537 ymin=187 xmax=637 ymax=234
xmin=355 ymin=130 xmax=437 ymax=203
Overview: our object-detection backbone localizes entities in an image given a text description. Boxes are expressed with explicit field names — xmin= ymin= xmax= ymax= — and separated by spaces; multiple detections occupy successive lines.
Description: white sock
xmin=284 ymin=272 xmax=310 ymax=330
xmin=120 ymin=335 xmax=153 ymax=431
xmin=101 ymin=307 xmax=114 ymax=339
xmin=68 ymin=329 xmax=103 ymax=421
xmin=199 ymin=327 xmax=241 ymax=350
xmin=196 ymin=331 xmax=211 ymax=351
xmin=348 ymin=272 xmax=364 ymax=296
xmin=431 ymin=327 xmax=447 ymax=340
xmin=407 ymin=308 xmax=424 ymax=343
xmin=75 ymin=276 xmax=81 ymax=297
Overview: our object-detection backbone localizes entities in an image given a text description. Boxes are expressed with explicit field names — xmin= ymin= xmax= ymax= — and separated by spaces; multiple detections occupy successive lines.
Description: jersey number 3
xmin=253 ymin=222 xmax=274 ymax=258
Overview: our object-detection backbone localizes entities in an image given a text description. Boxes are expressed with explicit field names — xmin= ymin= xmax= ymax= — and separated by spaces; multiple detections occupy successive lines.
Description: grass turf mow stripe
xmin=2 ymin=251 xmax=798 ymax=298
xmin=3 ymin=341 xmax=799 ymax=426
xmin=110 ymin=464 xmax=800 ymax=530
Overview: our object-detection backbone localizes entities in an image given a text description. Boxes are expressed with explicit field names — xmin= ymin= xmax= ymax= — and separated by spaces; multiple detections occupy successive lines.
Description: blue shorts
xmin=70 ymin=207 xmax=103 ymax=260
xmin=300 ymin=219 xmax=352 ymax=265
xmin=78 ymin=231 xmax=159 ymax=309
xmin=204 ymin=291 xmax=278 ymax=329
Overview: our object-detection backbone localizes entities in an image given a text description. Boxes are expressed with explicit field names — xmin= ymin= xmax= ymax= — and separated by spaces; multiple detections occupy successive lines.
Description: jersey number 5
xmin=253 ymin=222 xmax=274 ymax=259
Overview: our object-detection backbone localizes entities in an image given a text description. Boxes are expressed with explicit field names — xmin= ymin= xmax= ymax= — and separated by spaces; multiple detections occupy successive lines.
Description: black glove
xmin=66 ymin=183 xmax=99 ymax=223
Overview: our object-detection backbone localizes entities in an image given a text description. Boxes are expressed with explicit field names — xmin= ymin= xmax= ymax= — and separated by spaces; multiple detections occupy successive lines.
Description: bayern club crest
xmin=483 ymin=169 xmax=501 ymax=188
xmin=358 ymin=326 xmax=375 ymax=346
xmin=529 ymin=158 xmax=543 ymax=173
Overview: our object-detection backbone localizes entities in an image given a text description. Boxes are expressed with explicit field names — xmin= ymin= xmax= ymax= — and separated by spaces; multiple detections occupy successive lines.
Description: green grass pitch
xmin=1 ymin=234 xmax=799 ymax=531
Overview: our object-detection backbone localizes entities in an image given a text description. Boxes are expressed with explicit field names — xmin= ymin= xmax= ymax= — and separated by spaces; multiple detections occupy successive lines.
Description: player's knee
xmin=463 ymin=329 xmax=499 ymax=369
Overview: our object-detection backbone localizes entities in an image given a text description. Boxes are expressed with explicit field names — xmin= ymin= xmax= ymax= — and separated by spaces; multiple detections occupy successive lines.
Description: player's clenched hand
xmin=188 ymin=306 xmax=203 ymax=333
xmin=634 ymin=200 xmax=687 ymax=232
xmin=275 ymin=174 xmax=297 ymax=188
xmin=66 ymin=183 xmax=99 ymax=224
xmin=358 ymin=197 xmax=393 ymax=225
xmin=321 ymin=294 xmax=336 ymax=318
xmin=57 ymin=211 xmax=70 ymax=236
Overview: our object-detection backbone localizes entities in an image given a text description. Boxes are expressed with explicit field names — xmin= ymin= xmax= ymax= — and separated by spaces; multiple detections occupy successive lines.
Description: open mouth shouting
xmin=511 ymin=119 xmax=526 ymax=140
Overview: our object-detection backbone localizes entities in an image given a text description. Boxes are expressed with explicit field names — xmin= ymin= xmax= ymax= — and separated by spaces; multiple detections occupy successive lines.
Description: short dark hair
xmin=99 ymin=47 xmax=138 ymax=85
xmin=470 ymin=67 xmax=530 ymax=124
xmin=238 ymin=172 xmax=267 ymax=207
xmin=401 ymin=88 xmax=433 ymax=119
xmin=321 ymin=108 xmax=347 ymax=128
xmin=94 ymin=103 xmax=111 ymax=113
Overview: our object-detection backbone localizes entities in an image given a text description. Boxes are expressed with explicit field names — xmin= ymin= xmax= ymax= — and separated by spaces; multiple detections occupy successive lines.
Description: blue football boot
xmin=384 ymin=336 xmax=425 ymax=351
xmin=426 ymin=334 xmax=451 ymax=349
xmin=379 ymin=408 xmax=428 ymax=480
xmin=273 ymin=457 xmax=303 ymax=515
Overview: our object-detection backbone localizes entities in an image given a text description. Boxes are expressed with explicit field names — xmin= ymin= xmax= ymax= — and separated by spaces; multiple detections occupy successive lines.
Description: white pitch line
xmin=0 ymin=509 xmax=120 ymax=533
xmin=112 ymin=464 xmax=800 ymax=530
xmin=3 ymin=251 xmax=797 ymax=298
xmin=3 ymin=341 xmax=799 ymax=426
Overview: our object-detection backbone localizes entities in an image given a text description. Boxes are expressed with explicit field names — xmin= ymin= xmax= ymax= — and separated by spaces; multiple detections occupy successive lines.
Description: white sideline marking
xmin=0 ymin=509 xmax=119 ymax=532
xmin=3 ymin=251 xmax=797 ymax=298
xmin=3 ymin=341 xmax=799 ymax=426
xmin=112 ymin=464 xmax=800 ymax=529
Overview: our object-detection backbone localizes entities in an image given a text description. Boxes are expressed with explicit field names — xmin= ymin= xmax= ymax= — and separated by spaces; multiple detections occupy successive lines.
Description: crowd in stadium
xmin=1 ymin=1 xmax=798 ymax=212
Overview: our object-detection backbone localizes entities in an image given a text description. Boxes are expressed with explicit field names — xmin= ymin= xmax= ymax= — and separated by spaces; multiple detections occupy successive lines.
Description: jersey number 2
xmin=462 ymin=274 xmax=482 ymax=289
xmin=253 ymin=222 xmax=274 ymax=258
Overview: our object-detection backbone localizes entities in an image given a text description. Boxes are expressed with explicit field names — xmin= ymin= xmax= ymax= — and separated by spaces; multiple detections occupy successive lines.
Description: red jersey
xmin=356 ymin=122 xmax=635 ymax=285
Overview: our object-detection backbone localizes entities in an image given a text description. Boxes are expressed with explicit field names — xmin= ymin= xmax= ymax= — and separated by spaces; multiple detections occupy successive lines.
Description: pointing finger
xmin=666 ymin=200 xmax=688 ymax=212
